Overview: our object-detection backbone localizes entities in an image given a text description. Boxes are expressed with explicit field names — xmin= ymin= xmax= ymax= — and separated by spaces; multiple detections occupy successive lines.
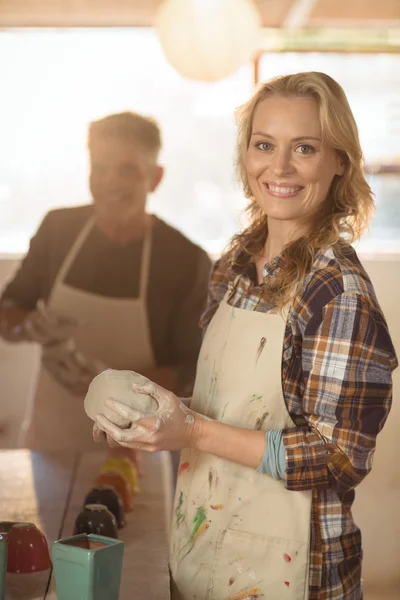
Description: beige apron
xmin=22 ymin=217 xmax=155 ymax=451
xmin=170 ymin=285 xmax=312 ymax=600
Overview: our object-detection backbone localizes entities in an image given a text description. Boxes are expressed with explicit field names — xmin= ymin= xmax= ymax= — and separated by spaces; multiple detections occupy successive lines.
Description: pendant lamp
xmin=155 ymin=0 xmax=261 ymax=82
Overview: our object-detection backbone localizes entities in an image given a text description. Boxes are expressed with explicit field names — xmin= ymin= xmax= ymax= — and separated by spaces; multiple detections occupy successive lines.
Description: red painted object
xmin=6 ymin=523 xmax=51 ymax=573
xmin=178 ymin=461 xmax=190 ymax=476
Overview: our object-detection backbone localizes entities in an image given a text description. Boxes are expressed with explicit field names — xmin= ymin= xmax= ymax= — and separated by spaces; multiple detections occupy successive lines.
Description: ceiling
xmin=1 ymin=0 xmax=399 ymax=28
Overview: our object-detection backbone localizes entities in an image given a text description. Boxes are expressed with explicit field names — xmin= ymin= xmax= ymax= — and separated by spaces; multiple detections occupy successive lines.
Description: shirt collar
xmin=231 ymin=243 xmax=285 ymax=282
xmin=261 ymin=254 xmax=284 ymax=279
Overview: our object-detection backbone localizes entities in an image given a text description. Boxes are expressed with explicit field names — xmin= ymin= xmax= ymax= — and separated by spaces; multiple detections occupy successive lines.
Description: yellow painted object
xmin=100 ymin=457 xmax=140 ymax=494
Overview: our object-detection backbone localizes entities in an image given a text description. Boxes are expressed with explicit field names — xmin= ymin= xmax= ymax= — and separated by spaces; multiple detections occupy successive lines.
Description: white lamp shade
xmin=155 ymin=0 xmax=261 ymax=82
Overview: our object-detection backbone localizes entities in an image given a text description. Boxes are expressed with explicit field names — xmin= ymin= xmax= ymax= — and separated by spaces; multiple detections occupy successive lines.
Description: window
xmin=0 ymin=28 xmax=252 ymax=256
xmin=1 ymin=31 xmax=399 ymax=256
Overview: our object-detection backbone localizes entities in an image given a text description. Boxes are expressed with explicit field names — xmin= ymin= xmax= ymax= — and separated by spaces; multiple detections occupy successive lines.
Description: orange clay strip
xmin=229 ymin=588 xmax=261 ymax=600
xmin=193 ymin=522 xmax=209 ymax=542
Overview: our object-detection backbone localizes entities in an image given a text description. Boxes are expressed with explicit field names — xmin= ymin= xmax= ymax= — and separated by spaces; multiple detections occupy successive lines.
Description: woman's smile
xmin=263 ymin=181 xmax=304 ymax=198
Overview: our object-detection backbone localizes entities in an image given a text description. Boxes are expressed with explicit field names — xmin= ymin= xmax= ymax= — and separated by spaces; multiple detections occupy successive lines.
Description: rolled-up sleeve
xmin=283 ymin=291 xmax=397 ymax=493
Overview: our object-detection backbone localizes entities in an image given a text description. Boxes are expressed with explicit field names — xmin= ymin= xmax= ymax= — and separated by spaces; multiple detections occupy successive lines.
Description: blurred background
xmin=0 ymin=0 xmax=399 ymax=258
xmin=0 ymin=2 xmax=399 ymax=597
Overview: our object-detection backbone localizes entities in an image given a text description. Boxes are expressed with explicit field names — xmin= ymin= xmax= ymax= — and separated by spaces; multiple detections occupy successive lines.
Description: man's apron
xmin=170 ymin=284 xmax=312 ymax=600
xmin=22 ymin=217 xmax=155 ymax=451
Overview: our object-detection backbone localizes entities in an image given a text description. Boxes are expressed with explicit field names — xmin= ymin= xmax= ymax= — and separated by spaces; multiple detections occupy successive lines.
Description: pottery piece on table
xmin=0 ymin=522 xmax=18 ymax=539
xmin=52 ymin=533 xmax=124 ymax=600
xmin=74 ymin=504 xmax=119 ymax=539
xmin=84 ymin=369 xmax=158 ymax=428
xmin=109 ymin=445 xmax=139 ymax=466
xmin=6 ymin=571 xmax=50 ymax=600
xmin=100 ymin=457 xmax=140 ymax=494
xmin=83 ymin=486 xmax=125 ymax=529
xmin=95 ymin=472 xmax=134 ymax=512
xmin=6 ymin=523 xmax=51 ymax=573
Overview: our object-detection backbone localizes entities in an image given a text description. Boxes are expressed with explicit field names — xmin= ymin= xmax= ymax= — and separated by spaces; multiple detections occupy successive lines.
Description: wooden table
xmin=0 ymin=449 xmax=173 ymax=599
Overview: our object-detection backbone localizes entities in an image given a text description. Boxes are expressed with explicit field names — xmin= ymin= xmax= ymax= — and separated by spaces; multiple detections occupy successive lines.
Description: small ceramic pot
xmin=74 ymin=505 xmax=118 ymax=539
xmin=0 ymin=522 xmax=18 ymax=539
xmin=109 ymin=445 xmax=138 ymax=466
xmin=83 ymin=486 xmax=125 ymax=529
xmin=6 ymin=522 xmax=51 ymax=573
xmin=52 ymin=533 xmax=124 ymax=600
xmin=95 ymin=472 xmax=134 ymax=512
xmin=0 ymin=535 xmax=7 ymax=600
xmin=100 ymin=457 xmax=139 ymax=494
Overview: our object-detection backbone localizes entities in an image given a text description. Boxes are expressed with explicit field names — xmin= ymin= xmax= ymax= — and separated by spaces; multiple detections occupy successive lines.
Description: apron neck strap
xmin=139 ymin=223 xmax=152 ymax=300
xmin=49 ymin=217 xmax=95 ymax=303
xmin=49 ymin=215 xmax=153 ymax=304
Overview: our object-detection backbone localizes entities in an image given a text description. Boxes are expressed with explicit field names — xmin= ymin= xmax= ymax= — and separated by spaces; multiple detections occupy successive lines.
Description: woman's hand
xmin=94 ymin=380 xmax=201 ymax=452
xmin=94 ymin=383 xmax=268 ymax=470
xmin=92 ymin=422 xmax=144 ymax=476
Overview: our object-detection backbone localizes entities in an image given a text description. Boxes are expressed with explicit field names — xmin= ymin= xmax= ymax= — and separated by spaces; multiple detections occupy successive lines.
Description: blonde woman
xmin=94 ymin=72 xmax=397 ymax=599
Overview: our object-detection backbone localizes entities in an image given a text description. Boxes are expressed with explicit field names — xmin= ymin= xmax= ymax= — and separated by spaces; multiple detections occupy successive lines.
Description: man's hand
xmin=0 ymin=301 xmax=78 ymax=345
xmin=42 ymin=339 xmax=105 ymax=396
xmin=0 ymin=305 xmax=32 ymax=341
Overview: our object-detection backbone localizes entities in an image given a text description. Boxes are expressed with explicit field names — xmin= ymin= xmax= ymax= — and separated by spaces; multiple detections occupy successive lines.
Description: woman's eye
xmin=256 ymin=142 xmax=272 ymax=152
xmin=296 ymin=144 xmax=315 ymax=155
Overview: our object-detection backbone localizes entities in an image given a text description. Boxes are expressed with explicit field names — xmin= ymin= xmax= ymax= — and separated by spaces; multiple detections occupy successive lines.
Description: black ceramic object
xmin=73 ymin=505 xmax=118 ymax=539
xmin=83 ymin=486 xmax=125 ymax=529
xmin=0 ymin=522 xmax=18 ymax=538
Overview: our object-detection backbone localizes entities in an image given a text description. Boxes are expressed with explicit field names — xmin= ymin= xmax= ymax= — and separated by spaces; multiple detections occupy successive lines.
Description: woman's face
xmin=246 ymin=94 xmax=344 ymax=228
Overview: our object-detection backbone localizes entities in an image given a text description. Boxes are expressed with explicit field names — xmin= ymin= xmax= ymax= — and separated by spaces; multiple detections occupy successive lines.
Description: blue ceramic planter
xmin=52 ymin=533 xmax=124 ymax=600
xmin=0 ymin=535 xmax=6 ymax=600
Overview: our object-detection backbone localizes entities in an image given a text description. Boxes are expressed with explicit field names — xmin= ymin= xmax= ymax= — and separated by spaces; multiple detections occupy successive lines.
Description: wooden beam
xmin=283 ymin=0 xmax=320 ymax=29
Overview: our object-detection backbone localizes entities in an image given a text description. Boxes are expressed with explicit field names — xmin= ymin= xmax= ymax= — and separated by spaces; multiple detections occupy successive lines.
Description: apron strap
xmin=49 ymin=214 xmax=152 ymax=305
xmin=138 ymin=221 xmax=152 ymax=301
xmin=48 ymin=217 xmax=94 ymax=305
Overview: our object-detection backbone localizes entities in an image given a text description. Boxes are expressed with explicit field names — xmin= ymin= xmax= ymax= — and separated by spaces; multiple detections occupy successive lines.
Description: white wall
xmin=350 ymin=259 xmax=400 ymax=597
xmin=0 ymin=256 xmax=399 ymax=596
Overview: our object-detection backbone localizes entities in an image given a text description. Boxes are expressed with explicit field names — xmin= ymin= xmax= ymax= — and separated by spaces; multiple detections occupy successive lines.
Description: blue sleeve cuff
xmin=256 ymin=429 xmax=287 ymax=480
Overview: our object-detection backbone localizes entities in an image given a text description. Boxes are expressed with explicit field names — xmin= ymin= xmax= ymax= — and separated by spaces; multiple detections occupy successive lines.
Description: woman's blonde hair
xmin=223 ymin=71 xmax=374 ymax=308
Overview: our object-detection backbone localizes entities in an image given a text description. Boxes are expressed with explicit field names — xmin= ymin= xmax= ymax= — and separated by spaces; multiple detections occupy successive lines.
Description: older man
xmin=0 ymin=112 xmax=211 ymax=451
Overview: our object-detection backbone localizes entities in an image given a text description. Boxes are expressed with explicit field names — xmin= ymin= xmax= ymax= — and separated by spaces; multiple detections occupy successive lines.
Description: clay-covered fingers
xmin=105 ymin=399 xmax=145 ymax=424
xmin=93 ymin=422 xmax=120 ymax=448
xmin=92 ymin=422 xmax=106 ymax=443
xmin=106 ymin=433 xmax=122 ymax=448
xmin=131 ymin=380 xmax=174 ymax=411
xmin=131 ymin=380 xmax=160 ymax=402
xmin=95 ymin=413 xmax=151 ymax=445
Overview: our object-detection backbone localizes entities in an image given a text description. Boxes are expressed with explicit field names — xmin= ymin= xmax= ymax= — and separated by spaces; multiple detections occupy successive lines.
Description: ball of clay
xmin=84 ymin=369 xmax=159 ymax=428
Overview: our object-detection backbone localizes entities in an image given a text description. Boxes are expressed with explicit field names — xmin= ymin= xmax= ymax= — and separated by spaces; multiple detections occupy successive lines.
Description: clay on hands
xmin=42 ymin=338 xmax=105 ymax=394
xmin=24 ymin=300 xmax=79 ymax=345
xmin=84 ymin=369 xmax=159 ymax=428
xmin=3 ymin=300 xmax=78 ymax=345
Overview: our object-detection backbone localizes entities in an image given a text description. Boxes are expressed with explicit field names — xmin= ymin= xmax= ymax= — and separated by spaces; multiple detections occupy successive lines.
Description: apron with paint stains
xmin=170 ymin=283 xmax=313 ymax=600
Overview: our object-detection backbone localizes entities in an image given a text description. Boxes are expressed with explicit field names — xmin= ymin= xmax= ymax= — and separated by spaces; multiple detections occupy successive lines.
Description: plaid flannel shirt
xmin=200 ymin=244 xmax=397 ymax=599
